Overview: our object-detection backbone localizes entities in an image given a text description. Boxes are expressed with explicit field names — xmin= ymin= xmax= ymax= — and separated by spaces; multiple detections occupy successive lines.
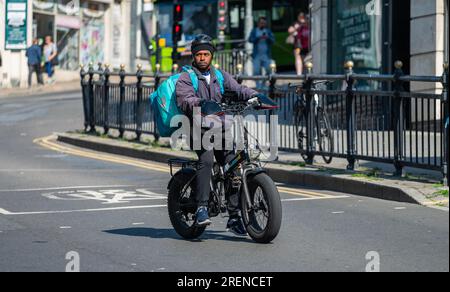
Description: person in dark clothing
xmin=26 ymin=38 xmax=44 ymax=87
xmin=176 ymin=34 xmax=259 ymax=236
xmin=248 ymin=17 xmax=275 ymax=87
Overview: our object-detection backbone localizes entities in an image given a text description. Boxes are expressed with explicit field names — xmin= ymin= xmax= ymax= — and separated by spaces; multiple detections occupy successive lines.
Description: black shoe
xmin=226 ymin=217 xmax=248 ymax=237
xmin=195 ymin=206 xmax=212 ymax=227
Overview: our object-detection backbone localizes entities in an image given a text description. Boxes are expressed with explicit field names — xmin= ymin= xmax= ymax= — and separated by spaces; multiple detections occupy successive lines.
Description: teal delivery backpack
xmin=150 ymin=66 xmax=225 ymax=137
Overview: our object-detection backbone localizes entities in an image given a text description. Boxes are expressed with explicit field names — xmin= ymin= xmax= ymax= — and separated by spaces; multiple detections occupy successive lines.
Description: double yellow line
xmin=34 ymin=135 xmax=170 ymax=173
xmin=277 ymin=186 xmax=337 ymax=198
xmin=35 ymin=135 xmax=339 ymax=199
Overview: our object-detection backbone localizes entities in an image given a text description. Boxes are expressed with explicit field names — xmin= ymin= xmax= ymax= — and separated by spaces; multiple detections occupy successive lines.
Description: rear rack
xmin=168 ymin=158 xmax=198 ymax=176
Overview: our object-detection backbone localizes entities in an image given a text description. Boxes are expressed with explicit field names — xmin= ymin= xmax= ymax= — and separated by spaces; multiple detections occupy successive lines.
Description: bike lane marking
xmin=0 ymin=185 xmax=133 ymax=193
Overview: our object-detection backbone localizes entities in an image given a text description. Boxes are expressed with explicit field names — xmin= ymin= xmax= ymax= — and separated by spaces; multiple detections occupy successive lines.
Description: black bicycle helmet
xmin=191 ymin=34 xmax=216 ymax=55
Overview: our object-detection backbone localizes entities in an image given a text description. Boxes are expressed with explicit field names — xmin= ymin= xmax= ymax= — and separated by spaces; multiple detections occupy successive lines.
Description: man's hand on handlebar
xmin=247 ymin=97 xmax=261 ymax=107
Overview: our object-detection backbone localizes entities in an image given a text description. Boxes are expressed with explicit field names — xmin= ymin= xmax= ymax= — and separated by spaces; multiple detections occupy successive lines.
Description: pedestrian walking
xmin=248 ymin=17 xmax=275 ymax=87
xmin=43 ymin=36 xmax=58 ymax=84
xmin=288 ymin=13 xmax=310 ymax=75
xmin=26 ymin=38 xmax=44 ymax=87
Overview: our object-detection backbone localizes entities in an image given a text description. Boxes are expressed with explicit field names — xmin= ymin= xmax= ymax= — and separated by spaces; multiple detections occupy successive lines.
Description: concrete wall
xmin=310 ymin=0 xmax=328 ymax=74
xmin=410 ymin=0 xmax=446 ymax=93
xmin=410 ymin=0 xmax=446 ymax=123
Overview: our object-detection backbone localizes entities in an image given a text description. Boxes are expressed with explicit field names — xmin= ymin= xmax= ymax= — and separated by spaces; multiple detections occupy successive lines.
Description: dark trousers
xmin=28 ymin=64 xmax=43 ymax=87
xmin=195 ymin=138 xmax=240 ymax=217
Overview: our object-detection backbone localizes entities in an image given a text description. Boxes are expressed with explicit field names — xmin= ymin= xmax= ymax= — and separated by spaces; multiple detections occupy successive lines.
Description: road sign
xmin=5 ymin=0 xmax=28 ymax=50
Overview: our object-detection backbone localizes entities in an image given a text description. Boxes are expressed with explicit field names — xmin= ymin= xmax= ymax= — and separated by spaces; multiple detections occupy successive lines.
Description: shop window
xmin=329 ymin=0 xmax=383 ymax=89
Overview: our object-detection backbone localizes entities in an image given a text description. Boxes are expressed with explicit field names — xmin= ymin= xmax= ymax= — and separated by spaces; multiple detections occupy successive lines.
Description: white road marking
xmin=0 ymin=186 xmax=349 ymax=216
xmin=0 ymin=205 xmax=167 ymax=216
xmin=332 ymin=211 xmax=345 ymax=214
xmin=281 ymin=195 xmax=350 ymax=202
xmin=59 ymin=226 xmax=72 ymax=229
xmin=394 ymin=207 xmax=407 ymax=210
xmin=0 ymin=208 xmax=12 ymax=215
xmin=0 ymin=185 xmax=133 ymax=192
xmin=132 ymin=222 xmax=145 ymax=226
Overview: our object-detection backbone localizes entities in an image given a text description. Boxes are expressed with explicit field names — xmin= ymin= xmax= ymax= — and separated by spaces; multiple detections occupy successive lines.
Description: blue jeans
xmin=253 ymin=55 xmax=271 ymax=88
xmin=45 ymin=62 xmax=54 ymax=78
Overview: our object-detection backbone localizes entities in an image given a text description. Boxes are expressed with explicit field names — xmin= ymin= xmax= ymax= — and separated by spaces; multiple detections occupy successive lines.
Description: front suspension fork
xmin=241 ymin=168 xmax=254 ymax=210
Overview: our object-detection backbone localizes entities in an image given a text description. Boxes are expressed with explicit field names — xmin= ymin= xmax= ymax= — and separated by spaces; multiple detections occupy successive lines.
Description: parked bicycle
xmin=167 ymin=95 xmax=282 ymax=244
xmin=293 ymin=81 xmax=334 ymax=164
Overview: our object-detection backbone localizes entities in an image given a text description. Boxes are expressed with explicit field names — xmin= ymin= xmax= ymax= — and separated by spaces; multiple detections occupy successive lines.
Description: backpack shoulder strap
xmin=215 ymin=69 xmax=225 ymax=94
xmin=181 ymin=66 xmax=199 ymax=92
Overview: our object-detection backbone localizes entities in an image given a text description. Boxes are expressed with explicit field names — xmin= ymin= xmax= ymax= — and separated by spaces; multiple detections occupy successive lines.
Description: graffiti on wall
xmin=80 ymin=17 xmax=104 ymax=65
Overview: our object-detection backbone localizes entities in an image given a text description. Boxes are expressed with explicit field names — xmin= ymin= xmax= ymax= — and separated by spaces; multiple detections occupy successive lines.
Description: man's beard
xmin=195 ymin=62 xmax=211 ymax=72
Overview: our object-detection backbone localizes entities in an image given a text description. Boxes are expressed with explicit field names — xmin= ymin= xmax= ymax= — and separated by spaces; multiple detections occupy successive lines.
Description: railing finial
xmin=305 ymin=62 xmax=313 ymax=73
xmin=395 ymin=61 xmax=403 ymax=70
xmin=344 ymin=60 xmax=354 ymax=70
xmin=270 ymin=62 xmax=277 ymax=74
xmin=237 ymin=64 xmax=243 ymax=74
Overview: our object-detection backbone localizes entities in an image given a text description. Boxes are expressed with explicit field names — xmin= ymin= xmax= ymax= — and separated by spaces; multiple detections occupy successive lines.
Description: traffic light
xmin=217 ymin=1 xmax=228 ymax=32
xmin=172 ymin=4 xmax=183 ymax=63
xmin=174 ymin=4 xmax=183 ymax=23
xmin=173 ymin=4 xmax=183 ymax=44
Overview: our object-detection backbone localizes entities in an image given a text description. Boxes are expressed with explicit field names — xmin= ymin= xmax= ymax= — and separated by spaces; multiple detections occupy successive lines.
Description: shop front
xmin=32 ymin=0 xmax=108 ymax=71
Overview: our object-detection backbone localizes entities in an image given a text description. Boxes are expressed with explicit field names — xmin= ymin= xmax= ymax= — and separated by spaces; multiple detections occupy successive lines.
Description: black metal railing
xmin=214 ymin=49 xmax=249 ymax=75
xmin=80 ymin=61 xmax=449 ymax=185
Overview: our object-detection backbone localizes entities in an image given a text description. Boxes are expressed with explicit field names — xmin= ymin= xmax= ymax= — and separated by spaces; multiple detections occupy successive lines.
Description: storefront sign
xmin=58 ymin=0 xmax=80 ymax=16
xmin=5 ymin=0 xmax=28 ymax=50
xmin=33 ymin=0 xmax=55 ymax=11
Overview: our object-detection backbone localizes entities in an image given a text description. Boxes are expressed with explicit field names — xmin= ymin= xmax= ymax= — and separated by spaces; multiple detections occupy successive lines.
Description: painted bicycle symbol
xmin=42 ymin=189 xmax=166 ymax=204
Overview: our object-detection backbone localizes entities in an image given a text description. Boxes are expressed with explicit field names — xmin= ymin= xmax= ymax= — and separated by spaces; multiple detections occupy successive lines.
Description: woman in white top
xmin=43 ymin=36 xmax=58 ymax=84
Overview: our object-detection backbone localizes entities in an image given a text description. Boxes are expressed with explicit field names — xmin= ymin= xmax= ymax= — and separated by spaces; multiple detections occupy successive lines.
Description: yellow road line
xmin=277 ymin=186 xmax=331 ymax=198
xmin=35 ymin=135 xmax=170 ymax=173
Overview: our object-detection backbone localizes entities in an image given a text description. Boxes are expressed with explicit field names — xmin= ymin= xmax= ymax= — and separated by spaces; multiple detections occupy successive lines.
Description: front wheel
xmin=241 ymin=173 xmax=282 ymax=244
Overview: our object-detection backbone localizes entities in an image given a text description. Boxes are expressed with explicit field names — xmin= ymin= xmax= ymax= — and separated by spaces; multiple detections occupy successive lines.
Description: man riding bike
xmin=176 ymin=34 xmax=260 ymax=236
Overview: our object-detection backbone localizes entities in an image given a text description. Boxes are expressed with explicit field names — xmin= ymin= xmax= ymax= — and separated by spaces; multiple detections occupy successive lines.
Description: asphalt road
xmin=0 ymin=92 xmax=448 ymax=272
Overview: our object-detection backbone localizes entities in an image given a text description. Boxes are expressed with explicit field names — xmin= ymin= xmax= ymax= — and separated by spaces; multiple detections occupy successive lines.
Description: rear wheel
xmin=241 ymin=173 xmax=282 ymax=244
xmin=168 ymin=171 xmax=206 ymax=240
xmin=317 ymin=108 xmax=334 ymax=164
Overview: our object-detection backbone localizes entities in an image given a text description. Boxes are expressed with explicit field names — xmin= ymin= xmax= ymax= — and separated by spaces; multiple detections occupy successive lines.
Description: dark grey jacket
xmin=176 ymin=66 xmax=257 ymax=116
